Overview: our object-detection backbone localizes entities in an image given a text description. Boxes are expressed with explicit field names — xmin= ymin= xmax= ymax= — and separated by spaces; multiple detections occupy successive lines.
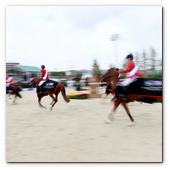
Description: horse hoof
xmin=104 ymin=117 xmax=112 ymax=124
xmin=127 ymin=122 xmax=134 ymax=126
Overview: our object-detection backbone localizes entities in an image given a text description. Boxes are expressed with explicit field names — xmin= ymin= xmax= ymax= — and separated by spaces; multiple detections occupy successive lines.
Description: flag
xmin=6 ymin=77 xmax=13 ymax=83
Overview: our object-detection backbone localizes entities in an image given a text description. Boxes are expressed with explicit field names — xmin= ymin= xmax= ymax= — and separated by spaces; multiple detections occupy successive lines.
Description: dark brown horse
xmin=101 ymin=68 xmax=162 ymax=125
xmin=6 ymin=84 xmax=22 ymax=103
xmin=30 ymin=77 xmax=70 ymax=110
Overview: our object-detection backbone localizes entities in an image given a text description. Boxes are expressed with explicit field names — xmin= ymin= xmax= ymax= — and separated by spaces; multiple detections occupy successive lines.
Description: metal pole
xmin=111 ymin=34 xmax=119 ymax=68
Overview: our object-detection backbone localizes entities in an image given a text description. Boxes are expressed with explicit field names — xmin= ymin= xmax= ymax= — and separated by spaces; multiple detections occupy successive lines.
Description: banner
xmin=6 ymin=77 xmax=13 ymax=83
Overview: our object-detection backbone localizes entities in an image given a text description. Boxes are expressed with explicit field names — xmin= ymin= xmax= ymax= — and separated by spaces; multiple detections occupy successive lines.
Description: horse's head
xmin=30 ymin=77 xmax=40 ymax=87
xmin=101 ymin=67 xmax=118 ymax=83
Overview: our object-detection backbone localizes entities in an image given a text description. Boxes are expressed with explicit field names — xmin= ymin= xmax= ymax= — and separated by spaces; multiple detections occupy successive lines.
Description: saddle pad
xmin=6 ymin=84 xmax=17 ymax=91
xmin=37 ymin=80 xmax=59 ymax=94
xmin=117 ymin=78 xmax=162 ymax=97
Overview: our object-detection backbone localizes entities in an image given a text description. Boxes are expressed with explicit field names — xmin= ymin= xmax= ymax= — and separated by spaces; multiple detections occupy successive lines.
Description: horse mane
xmin=30 ymin=77 xmax=40 ymax=85
xmin=107 ymin=67 xmax=116 ymax=73
xmin=33 ymin=77 xmax=40 ymax=81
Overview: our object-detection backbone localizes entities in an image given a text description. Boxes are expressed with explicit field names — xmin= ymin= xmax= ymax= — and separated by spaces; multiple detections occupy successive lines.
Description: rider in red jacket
xmin=38 ymin=65 xmax=49 ymax=96
xmin=120 ymin=58 xmax=142 ymax=78
xmin=119 ymin=54 xmax=142 ymax=99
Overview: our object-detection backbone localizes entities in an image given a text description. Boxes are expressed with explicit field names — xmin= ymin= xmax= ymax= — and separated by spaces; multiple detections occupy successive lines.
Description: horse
xmin=101 ymin=67 xmax=162 ymax=126
xmin=30 ymin=77 xmax=70 ymax=110
xmin=6 ymin=84 xmax=22 ymax=103
xmin=100 ymin=73 xmax=122 ymax=104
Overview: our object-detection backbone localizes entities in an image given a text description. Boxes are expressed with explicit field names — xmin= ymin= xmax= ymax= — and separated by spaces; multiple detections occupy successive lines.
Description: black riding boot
xmin=120 ymin=86 xmax=128 ymax=100
xmin=38 ymin=85 xmax=43 ymax=96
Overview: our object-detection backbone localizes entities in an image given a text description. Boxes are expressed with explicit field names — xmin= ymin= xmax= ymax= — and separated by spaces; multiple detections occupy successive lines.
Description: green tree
xmin=92 ymin=59 xmax=102 ymax=79
xmin=109 ymin=64 xmax=114 ymax=68
xmin=50 ymin=71 xmax=65 ymax=77
xmin=135 ymin=52 xmax=139 ymax=64
xmin=159 ymin=60 xmax=162 ymax=69
xmin=150 ymin=47 xmax=156 ymax=72
xmin=122 ymin=59 xmax=127 ymax=70
xmin=75 ymin=72 xmax=82 ymax=79
xmin=6 ymin=68 xmax=23 ymax=74
xmin=142 ymin=50 xmax=148 ymax=78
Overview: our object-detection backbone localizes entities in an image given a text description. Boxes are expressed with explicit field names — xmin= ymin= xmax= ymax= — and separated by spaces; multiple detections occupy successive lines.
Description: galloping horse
xmin=6 ymin=84 xmax=22 ymax=103
xmin=101 ymin=68 xmax=162 ymax=125
xmin=30 ymin=77 xmax=70 ymax=110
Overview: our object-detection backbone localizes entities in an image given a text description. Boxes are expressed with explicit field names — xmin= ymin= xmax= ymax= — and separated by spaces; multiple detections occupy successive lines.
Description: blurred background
xmin=6 ymin=6 xmax=162 ymax=86
xmin=5 ymin=5 xmax=163 ymax=163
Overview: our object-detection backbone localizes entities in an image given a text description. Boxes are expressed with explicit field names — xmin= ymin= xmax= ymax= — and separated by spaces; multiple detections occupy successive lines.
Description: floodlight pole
xmin=111 ymin=34 xmax=119 ymax=68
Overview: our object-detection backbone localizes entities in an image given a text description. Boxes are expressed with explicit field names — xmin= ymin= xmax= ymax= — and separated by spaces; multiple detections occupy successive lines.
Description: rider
xmin=119 ymin=53 xmax=142 ymax=99
xmin=38 ymin=65 xmax=49 ymax=96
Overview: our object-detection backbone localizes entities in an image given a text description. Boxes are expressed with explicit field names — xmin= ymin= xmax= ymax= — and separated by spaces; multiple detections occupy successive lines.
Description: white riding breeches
xmin=39 ymin=80 xmax=46 ymax=86
xmin=120 ymin=77 xmax=137 ymax=86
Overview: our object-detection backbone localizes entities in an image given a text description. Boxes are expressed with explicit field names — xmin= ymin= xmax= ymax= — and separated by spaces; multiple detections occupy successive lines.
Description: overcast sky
xmin=6 ymin=6 xmax=162 ymax=71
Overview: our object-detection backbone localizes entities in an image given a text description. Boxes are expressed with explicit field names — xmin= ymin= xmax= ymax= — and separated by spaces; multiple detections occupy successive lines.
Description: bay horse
xmin=6 ymin=84 xmax=22 ymax=103
xmin=100 ymin=73 xmax=121 ymax=104
xmin=30 ymin=77 xmax=70 ymax=110
xmin=101 ymin=68 xmax=162 ymax=126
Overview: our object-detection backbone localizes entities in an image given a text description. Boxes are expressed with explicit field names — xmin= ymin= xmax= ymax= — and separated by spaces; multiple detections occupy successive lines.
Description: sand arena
xmin=6 ymin=87 xmax=162 ymax=162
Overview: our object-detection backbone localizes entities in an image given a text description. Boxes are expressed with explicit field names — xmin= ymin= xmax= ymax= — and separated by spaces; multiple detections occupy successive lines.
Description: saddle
xmin=37 ymin=80 xmax=59 ymax=94
xmin=115 ymin=78 xmax=162 ymax=103
xmin=6 ymin=84 xmax=17 ymax=93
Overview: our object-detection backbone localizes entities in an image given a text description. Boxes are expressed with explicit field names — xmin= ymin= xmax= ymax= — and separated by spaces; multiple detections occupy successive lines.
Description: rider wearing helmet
xmin=119 ymin=54 xmax=142 ymax=99
xmin=38 ymin=65 xmax=49 ymax=96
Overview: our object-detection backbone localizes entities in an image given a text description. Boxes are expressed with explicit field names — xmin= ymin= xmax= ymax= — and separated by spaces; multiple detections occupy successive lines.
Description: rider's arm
xmin=120 ymin=61 xmax=135 ymax=74
xmin=41 ymin=70 xmax=45 ymax=79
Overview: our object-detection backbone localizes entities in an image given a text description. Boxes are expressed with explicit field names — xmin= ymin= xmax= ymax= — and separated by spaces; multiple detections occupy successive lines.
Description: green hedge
xmin=148 ymin=74 xmax=162 ymax=79
xmin=76 ymin=84 xmax=81 ymax=91
xmin=61 ymin=82 xmax=67 ymax=87
xmin=68 ymin=96 xmax=88 ymax=100
xmin=19 ymin=82 xmax=68 ymax=88
xmin=19 ymin=83 xmax=32 ymax=88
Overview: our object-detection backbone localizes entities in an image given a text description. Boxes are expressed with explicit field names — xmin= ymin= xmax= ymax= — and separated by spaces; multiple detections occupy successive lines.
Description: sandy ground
xmin=6 ymin=87 xmax=162 ymax=162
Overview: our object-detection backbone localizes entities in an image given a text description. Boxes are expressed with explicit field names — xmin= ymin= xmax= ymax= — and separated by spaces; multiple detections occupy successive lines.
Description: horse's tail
xmin=16 ymin=87 xmax=22 ymax=98
xmin=60 ymin=83 xmax=70 ymax=103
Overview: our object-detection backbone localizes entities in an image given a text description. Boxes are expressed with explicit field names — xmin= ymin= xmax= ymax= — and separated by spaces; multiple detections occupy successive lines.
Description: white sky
xmin=1 ymin=0 xmax=169 ymax=169
xmin=6 ymin=6 xmax=162 ymax=71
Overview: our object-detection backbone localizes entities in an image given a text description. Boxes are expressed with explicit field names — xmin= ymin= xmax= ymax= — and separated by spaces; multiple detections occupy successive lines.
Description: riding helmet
xmin=41 ymin=65 xmax=45 ymax=69
xmin=126 ymin=53 xmax=133 ymax=60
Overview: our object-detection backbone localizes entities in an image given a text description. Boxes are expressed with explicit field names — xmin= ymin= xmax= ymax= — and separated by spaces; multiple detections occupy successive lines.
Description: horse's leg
xmin=121 ymin=100 xmax=134 ymax=126
xmin=50 ymin=91 xmax=60 ymax=110
xmin=105 ymin=102 xmax=120 ymax=123
xmin=6 ymin=94 xmax=8 ymax=102
xmin=7 ymin=93 xmax=12 ymax=100
xmin=49 ymin=94 xmax=55 ymax=105
xmin=38 ymin=96 xmax=46 ymax=109
xmin=13 ymin=94 xmax=17 ymax=104
xmin=49 ymin=93 xmax=57 ymax=110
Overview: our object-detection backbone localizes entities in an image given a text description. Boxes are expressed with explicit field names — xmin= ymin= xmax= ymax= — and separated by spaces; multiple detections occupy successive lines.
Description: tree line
xmin=92 ymin=47 xmax=162 ymax=79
